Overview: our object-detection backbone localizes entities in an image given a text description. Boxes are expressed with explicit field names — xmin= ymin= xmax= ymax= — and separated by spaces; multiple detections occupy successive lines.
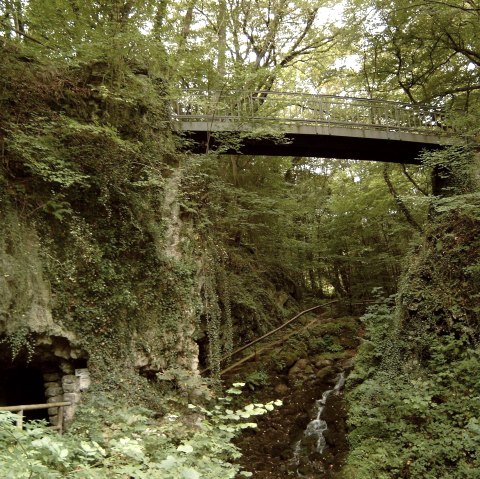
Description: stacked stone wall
xmin=42 ymin=366 xmax=91 ymax=428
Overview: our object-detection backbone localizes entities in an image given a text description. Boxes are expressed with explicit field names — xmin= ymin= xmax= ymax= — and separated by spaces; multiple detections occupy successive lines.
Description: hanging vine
xmin=201 ymin=240 xmax=234 ymax=379
xmin=203 ymin=249 xmax=222 ymax=378
xmin=217 ymin=247 xmax=233 ymax=362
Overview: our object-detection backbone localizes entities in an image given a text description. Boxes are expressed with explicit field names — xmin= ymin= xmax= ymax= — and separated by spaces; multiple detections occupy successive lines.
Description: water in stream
xmin=293 ymin=372 xmax=346 ymax=477
xmin=235 ymin=361 xmax=351 ymax=478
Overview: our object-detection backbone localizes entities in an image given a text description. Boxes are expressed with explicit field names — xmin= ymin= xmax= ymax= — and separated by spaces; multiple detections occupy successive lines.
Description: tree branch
xmin=425 ymin=0 xmax=480 ymax=13
xmin=443 ymin=30 xmax=480 ymax=66
xmin=435 ymin=84 xmax=480 ymax=96
xmin=0 ymin=20 xmax=54 ymax=49
xmin=401 ymin=164 xmax=429 ymax=196
xmin=383 ymin=164 xmax=423 ymax=234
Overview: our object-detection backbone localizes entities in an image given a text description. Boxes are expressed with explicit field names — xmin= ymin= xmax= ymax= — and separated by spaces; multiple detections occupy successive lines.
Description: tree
xmin=153 ymin=0 xmax=340 ymax=93
xmin=344 ymin=0 xmax=480 ymax=109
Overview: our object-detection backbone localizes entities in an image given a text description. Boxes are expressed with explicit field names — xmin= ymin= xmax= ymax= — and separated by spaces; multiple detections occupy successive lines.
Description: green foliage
xmin=343 ymin=148 xmax=480 ymax=478
xmin=6 ymin=124 xmax=90 ymax=188
xmin=0 ymin=207 xmax=53 ymax=343
xmin=243 ymin=370 xmax=269 ymax=391
xmin=0 ymin=36 xmax=202 ymax=403
xmin=345 ymin=334 xmax=480 ymax=478
xmin=421 ymin=145 xmax=478 ymax=195
xmin=1 ymin=3 xmax=477 ymax=477
xmin=0 ymin=386 xmax=281 ymax=478
xmin=179 ymin=151 xmax=424 ymax=378
xmin=179 ymin=154 xmax=297 ymax=372
xmin=0 ymin=326 xmax=35 ymax=362
xmin=344 ymin=0 xmax=480 ymax=108
xmin=243 ymin=315 xmax=360 ymax=378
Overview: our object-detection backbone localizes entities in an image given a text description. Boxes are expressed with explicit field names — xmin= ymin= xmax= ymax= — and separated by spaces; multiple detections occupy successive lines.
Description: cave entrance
xmin=0 ymin=367 xmax=49 ymax=422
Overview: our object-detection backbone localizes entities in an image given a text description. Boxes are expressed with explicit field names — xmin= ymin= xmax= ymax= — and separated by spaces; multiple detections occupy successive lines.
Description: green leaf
xmin=182 ymin=467 xmax=200 ymax=479
xmin=177 ymin=444 xmax=194 ymax=454
xmin=159 ymin=455 xmax=178 ymax=470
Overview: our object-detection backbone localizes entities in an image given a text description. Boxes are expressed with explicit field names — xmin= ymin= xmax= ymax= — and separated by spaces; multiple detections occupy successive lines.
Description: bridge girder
xmin=177 ymin=121 xmax=446 ymax=164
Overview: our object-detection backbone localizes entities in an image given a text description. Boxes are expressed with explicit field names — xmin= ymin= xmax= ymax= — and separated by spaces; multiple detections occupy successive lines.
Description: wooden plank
xmin=201 ymin=301 xmax=338 ymax=374
xmin=58 ymin=406 xmax=64 ymax=434
xmin=16 ymin=411 xmax=23 ymax=429
xmin=0 ymin=402 xmax=71 ymax=412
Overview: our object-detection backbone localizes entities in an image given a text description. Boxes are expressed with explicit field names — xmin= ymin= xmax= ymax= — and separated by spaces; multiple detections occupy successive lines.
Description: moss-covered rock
xmin=0 ymin=50 xmax=199 ymax=408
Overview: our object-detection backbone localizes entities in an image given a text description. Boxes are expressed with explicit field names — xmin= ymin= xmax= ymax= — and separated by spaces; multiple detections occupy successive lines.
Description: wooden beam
xmin=0 ymin=401 xmax=71 ymax=412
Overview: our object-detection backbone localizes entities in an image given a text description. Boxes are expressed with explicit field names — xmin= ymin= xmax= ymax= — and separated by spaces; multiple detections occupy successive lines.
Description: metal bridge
xmin=173 ymin=90 xmax=451 ymax=163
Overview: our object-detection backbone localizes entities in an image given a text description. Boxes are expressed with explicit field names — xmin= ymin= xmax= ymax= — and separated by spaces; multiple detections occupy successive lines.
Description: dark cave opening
xmin=0 ymin=367 xmax=49 ymax=422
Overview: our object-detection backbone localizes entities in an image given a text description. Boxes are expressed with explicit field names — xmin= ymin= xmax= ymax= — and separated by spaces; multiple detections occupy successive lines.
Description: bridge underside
xmin=177 ymin=122 xmax=446 ymax=164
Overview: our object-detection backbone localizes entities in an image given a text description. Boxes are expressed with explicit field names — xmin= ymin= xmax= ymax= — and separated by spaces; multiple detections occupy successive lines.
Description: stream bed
xmin=236 ymin=357 xmax=351 ymax=478
xmin=292 ymin=371 xmax=346 ymax=477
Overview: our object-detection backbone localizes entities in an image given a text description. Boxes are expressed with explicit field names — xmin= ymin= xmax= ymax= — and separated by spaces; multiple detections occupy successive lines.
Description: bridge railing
xmin=173 ymin=90 xmax=448 ymax=134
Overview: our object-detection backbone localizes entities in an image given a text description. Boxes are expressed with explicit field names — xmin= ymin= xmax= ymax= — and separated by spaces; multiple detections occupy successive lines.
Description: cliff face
xmin=0 ymin=211 xmax=53 ymax=336
xmin=0 ymin=46 xmax=309 ymax=426
xmin=0 ymin=51 xmax=200 ymax=420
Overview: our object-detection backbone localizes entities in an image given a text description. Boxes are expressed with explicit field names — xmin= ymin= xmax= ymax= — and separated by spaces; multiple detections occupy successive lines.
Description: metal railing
xmin=0 ymin=401 xmax=71 ymax=433
xmin=173 ymin=90 xmax=449 ymax=135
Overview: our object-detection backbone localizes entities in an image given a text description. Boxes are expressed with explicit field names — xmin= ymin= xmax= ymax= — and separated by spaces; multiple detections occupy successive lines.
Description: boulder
xmin=316 ymin=366 xmax=333 ymax=382
xmin=44 ymin=381 xmax=59 ymax=389
xmin=288 ymin=359 xmax=315 ymax=385
xmin=274 ymin=383 xmax=290 ymax=396
xmin=45 ymin=385 xmax=63 ymax=397
xmin=63 ymin=392 xmax=81 ymax=406
xmin=43 ymin=372 xmax=60 ymax=382
xmin=49 ymin=414 xmax=59 ymax=426
xmin=62 ymin=375 xmax=79 ymax=393
xmin=295 ymin=358 xmax=311 ymax=370
xmin=59 ymin=362 xmax=74 ymax=374
xmin=314 ymin=358 xmax=332 ymax=369
xmin=47 ymin=395 xmax=64 ymax=403
xmin=75 ymin=369 xmax=91 ymax=391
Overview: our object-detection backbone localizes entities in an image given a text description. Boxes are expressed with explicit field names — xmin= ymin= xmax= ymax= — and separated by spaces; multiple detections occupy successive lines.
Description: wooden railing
xmin=174 ymin=90 xmax=450 ymax=135
xmin=200 ymin=301 xmax=340 ymax=376
xmin=0 ymin=401 xmax=71 ymax=434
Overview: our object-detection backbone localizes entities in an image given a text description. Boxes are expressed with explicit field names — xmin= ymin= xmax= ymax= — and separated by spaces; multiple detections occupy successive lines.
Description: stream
xmin=236 ymin=360 xmax=351 ymax=479
xmin=292 ymin=372 xmax=346 ymax=477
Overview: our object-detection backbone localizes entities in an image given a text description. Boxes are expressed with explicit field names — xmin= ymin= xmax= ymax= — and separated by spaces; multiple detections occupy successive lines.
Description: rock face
xmin=0 ymin=212 xmax=54 ymax=336
xmin=0 ymin=211 xmax=89 ymax=428
xmin=0 ymin=56 xmax=204 ymax=427
xmin=0 ymin=211 xmax=86 ymax=347
xmin=0 ymin=199 xmax=200 ymax=426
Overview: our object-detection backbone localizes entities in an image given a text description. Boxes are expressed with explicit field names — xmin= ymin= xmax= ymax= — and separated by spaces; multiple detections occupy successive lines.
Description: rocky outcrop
xmin=0 ymin=212 xmax=53 ymax=336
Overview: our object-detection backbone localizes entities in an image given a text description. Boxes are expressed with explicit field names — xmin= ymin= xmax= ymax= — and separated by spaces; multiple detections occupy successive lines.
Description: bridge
xmin=173 ymin=90 xmax=451 ymax=164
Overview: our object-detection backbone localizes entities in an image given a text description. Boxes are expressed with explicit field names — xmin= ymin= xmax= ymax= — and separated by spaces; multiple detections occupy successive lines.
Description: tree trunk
xmin=383 ymin=164 xmax=423 ymax=233
xmin=217 ymin=0 xmax=227 ymax=79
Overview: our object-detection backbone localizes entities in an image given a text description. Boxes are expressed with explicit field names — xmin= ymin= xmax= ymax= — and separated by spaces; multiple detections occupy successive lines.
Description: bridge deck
xmin=173 ymin=91 xmax=451 ymax=163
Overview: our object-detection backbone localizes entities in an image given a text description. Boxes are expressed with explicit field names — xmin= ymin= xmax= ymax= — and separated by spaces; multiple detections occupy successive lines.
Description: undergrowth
xmin=342 ymin=148 xmax=480 ymax=478
xmin=0 ymin=385 xmax=282 ymax=478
